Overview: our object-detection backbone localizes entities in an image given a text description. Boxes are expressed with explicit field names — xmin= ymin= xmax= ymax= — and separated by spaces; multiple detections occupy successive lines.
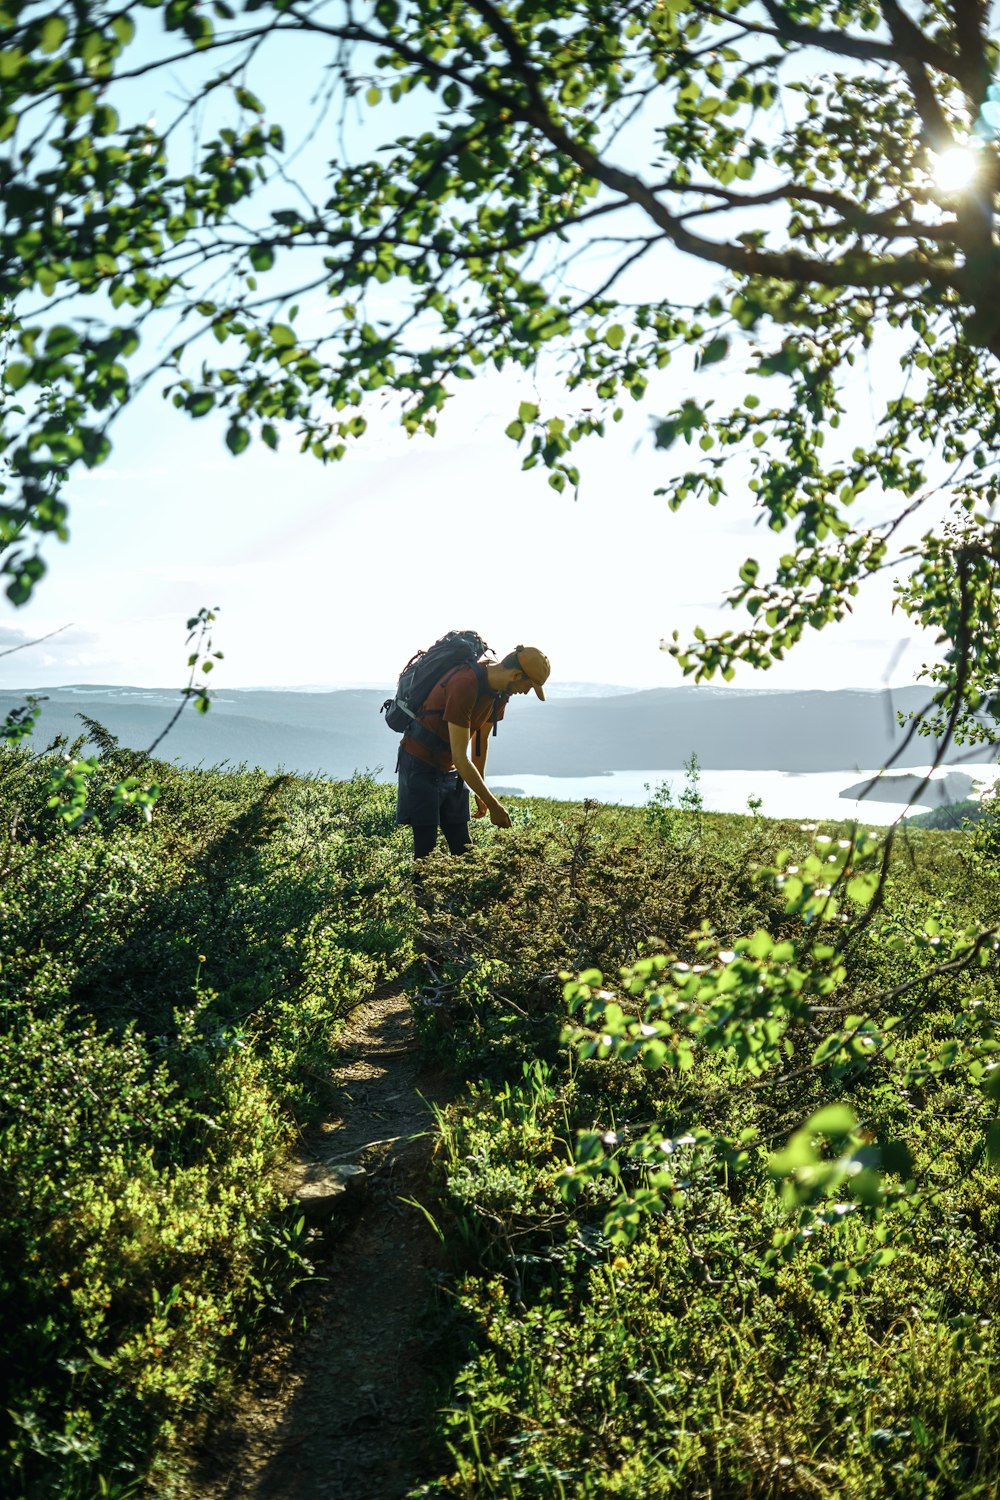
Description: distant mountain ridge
xmin=2 ymin=683 xmax=994 ymax=780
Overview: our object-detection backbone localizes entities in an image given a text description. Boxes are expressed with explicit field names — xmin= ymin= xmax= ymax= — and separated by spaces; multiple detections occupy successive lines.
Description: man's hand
xmin=474 ymin=796 xmax=488 ymax=819
xmin=490 ymin=802 xmax=512 ymax=829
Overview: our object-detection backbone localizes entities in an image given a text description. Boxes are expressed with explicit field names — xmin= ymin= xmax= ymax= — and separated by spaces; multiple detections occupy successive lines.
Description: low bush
xmin=410 ymin=799 xmax=1000 ymax=1498
xmin=0 ymin=748 xmax=414 ymax=1498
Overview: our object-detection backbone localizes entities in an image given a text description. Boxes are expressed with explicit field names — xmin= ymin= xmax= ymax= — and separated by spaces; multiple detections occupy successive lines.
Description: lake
xmin=489 ymin=765 xmax=1000 ymax=825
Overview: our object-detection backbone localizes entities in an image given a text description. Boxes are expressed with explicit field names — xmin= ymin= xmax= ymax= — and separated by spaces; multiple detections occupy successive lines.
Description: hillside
xmin=2 ymin=683 xmax=993 ymax=777
xmin=4 ymin=748 xmax=1000 ymax=1498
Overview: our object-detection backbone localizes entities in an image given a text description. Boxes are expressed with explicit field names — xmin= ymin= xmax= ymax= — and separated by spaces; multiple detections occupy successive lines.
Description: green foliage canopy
xmin=1 ymin=0 xmax=999 ymax=729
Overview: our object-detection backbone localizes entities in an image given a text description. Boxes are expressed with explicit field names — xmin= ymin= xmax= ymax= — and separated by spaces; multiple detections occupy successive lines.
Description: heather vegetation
xmin=5 ymin=736 xmax=1000 ymax=1498
xmin=0 ymin=743 xmax=412 ymax=1498
xmin=409 ymin=796 xmax=1000 ymax=1497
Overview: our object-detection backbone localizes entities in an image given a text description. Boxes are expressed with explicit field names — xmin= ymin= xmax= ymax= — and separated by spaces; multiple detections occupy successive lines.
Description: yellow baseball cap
xmin=515 ymin=646 xmax=551 ymax=700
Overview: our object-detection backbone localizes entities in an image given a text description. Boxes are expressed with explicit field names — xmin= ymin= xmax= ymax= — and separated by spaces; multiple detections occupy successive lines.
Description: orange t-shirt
xmin=401 ymin=663 xmax=508 ymax=772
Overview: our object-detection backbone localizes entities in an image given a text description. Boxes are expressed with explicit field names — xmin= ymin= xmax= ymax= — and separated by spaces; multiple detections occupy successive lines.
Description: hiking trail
xmin=186 ymin=989 xmax=450 ymax=1500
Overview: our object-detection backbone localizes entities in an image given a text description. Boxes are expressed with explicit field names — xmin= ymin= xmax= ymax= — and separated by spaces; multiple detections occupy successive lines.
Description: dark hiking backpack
xmin=380 ymin=630 xmax=492 ymax=735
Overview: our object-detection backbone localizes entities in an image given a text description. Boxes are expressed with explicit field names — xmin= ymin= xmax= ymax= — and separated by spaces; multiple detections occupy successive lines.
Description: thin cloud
xmin=0 ymin=621 xmax=80 ymax=660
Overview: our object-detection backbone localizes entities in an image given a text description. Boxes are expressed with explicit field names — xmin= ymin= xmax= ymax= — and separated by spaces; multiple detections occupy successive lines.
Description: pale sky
xmin=0 ymin=20 xmax=946 ymax=698
xmin=0 ymin=358 xmax=938 ymax=693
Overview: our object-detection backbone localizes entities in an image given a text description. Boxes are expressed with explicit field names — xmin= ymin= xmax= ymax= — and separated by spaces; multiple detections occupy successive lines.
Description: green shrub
xmin=410 ymin=799 xmax=1000 ymax=1498
xmin=0 ymin=751 xmax=415 ymax=1497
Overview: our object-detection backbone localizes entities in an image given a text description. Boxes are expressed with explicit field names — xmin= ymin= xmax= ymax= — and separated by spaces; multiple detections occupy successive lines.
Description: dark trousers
xmin=411 ymin=820 xmax=473 ymax=858
xmin=397 ymin=747 xmax=473 ymax=858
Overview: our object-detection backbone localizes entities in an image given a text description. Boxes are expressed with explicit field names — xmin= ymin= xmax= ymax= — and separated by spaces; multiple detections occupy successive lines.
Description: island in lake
xmin=839 ymin=771 xmax=974 ymax=806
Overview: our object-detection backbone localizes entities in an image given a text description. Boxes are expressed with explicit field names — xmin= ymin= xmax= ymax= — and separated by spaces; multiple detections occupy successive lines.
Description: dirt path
xmin=187 ymin=991 xmax=450 ymax=1500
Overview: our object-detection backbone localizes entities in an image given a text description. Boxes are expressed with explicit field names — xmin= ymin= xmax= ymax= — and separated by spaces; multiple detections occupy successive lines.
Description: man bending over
xmin=396 ymin=645 xmax=550 ymax=858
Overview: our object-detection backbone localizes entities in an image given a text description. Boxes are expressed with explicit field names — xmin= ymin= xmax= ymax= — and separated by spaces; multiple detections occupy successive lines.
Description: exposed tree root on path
xmin=185 ymin=991 xmax=450 ymax=1500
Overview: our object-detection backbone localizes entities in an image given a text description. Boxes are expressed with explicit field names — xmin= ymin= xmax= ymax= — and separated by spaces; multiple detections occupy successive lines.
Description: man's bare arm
xmin=449 ymin=722 xmax=511 ymax=829
xmin=471 ymin=728 xmax=489 ymax=817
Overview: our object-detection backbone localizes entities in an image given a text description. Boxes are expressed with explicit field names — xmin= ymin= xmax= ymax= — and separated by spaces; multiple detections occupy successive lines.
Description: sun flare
xmin=931 ymin=145 xmax=979 ymax=193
